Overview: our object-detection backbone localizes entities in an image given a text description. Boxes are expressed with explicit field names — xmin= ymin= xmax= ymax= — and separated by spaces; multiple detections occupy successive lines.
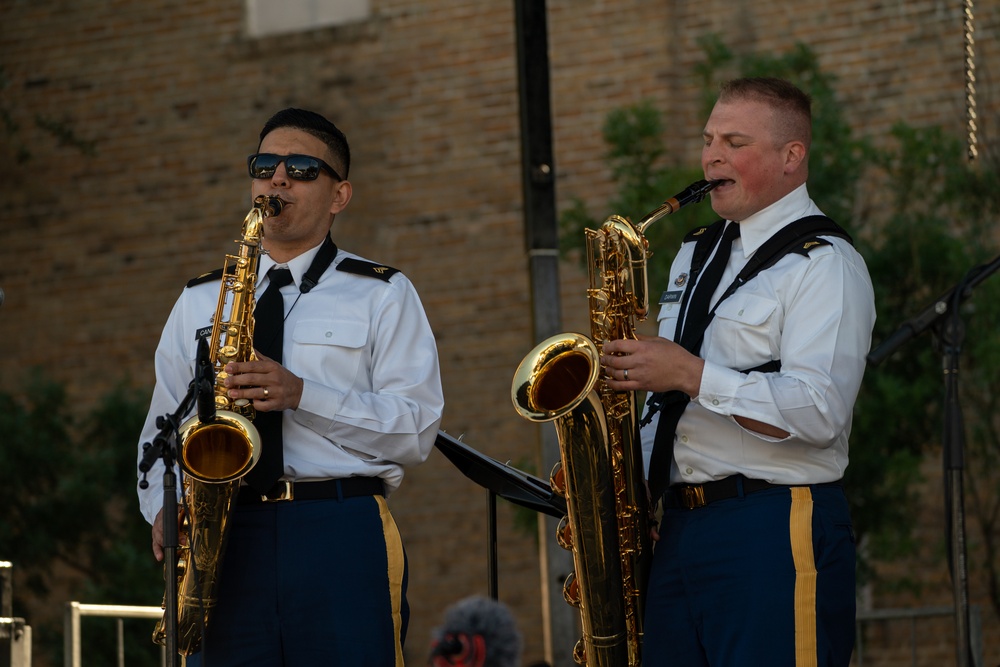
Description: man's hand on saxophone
xmin=601 ymin=336 xmax=789 ymax=440
xmin=150 ymin=509 xmax=190 ymax=563
xmin=601 ymin=335 xmax=705 ymax=398
xmin=222 ymin=350 xmax=304 ymax=412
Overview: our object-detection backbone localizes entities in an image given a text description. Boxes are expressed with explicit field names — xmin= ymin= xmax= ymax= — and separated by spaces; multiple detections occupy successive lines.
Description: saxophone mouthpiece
xmin=636 ymin=179 xmax=721 ymax=232
xmin=255 ymin=195 xmax=285 ymax=217
xmin=670 ymin=179 xmax=721 ymax=210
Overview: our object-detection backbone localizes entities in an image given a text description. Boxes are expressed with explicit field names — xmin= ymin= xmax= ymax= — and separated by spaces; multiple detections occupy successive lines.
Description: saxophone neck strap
xmin=299 ymin=235 xmax=338 ymax=294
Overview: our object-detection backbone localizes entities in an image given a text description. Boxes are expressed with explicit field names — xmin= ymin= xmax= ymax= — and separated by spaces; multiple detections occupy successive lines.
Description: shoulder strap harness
xmin=642 ymin=215 xmax=854 ymax=426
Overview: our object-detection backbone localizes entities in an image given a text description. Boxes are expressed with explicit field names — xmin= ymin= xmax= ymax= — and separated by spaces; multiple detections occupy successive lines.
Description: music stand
xmin=434 ymin=431 xmax=566 ymax=599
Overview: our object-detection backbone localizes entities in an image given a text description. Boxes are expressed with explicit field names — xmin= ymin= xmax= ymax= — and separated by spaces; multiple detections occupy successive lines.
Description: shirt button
xmin=712 ymin=398 xmax=720 ymax=406
xmin=685 ymin=467 xmax=694 ymax=475
xmin=680 ymin=435 xmax=689 ymax=443
xmin=325 ymin=331 xmax=333 ymax=338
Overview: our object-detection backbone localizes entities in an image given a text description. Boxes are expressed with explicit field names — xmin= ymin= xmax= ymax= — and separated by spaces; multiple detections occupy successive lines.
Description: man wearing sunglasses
xmin=137 ymin=108 xmax=444 ymax=666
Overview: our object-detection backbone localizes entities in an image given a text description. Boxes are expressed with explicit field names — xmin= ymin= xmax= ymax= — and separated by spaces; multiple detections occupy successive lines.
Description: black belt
xmin=663 ymin=474 xmax=841 ymax=510
xmin=237 ymin=478 xmax=384 ymax=505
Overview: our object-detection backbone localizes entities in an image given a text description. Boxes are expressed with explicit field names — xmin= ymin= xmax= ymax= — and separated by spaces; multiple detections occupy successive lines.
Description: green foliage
xmin=0 ymin=373 xmax=162 ymax=667
xmin=558 ymin=38 xmax=1000 ymax=597
xmin=559 ymin=101 xmax=718 ymax=291
xmin=852 ymin=121 xmax=1000 ymax=594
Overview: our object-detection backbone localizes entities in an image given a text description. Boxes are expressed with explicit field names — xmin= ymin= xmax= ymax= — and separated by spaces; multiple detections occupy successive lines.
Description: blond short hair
xmin=718 ymin=77 xmax=812 ymax=150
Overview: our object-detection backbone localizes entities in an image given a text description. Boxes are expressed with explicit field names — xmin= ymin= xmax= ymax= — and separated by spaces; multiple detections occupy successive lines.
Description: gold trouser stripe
xmin=790 ymin=487 xmax=818 ymax=667
xmin=376 ymin=495 xmax=407 ymax=667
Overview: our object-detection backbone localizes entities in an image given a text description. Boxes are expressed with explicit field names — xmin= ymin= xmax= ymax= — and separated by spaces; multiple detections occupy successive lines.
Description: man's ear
xmin=330 ymin=179 xmax=352 ymax=215
xmin=783 ymin=140 xmax=807 ymax=175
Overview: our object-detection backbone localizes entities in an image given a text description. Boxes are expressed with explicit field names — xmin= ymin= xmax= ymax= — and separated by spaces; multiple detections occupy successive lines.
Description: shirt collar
xmin=256 ymin=239 xmax=326 ymax=290
xmin=735 ymin=183 xmax=824 ymax=258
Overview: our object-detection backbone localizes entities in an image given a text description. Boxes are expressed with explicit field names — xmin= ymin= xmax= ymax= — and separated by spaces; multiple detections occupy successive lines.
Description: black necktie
xmin=679 ymin=221 xmax=740 ymax=351
xmin=647 ymin=222 xmax=740 ymax=501
xmin=244 ymin=267 xmax=294 ymax=494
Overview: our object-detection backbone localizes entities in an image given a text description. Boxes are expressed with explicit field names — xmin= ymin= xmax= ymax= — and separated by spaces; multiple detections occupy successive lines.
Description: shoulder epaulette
xmin=789 ymin=236 xmax=833 ymax=257
xmin=683 ymin=222 xmax=720 ymax=244
xmin=186 ymin=268 xmax=225 ymax=288
xmin=186 ymin=262 xmax=241 ymax=288
xmin=336 ymin=258 xmax=400 ymax=282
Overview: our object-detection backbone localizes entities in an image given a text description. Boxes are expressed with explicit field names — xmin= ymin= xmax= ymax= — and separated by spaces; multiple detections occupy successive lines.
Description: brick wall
xmin=0 ymin=0 xmax=997 ymax=665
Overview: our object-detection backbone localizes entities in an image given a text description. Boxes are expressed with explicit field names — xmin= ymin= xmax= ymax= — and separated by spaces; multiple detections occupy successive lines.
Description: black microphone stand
xmin=867 ymin=254 xmax=1000 ymax=667
xmin=137 ymin=338 xmax=215 ymax=667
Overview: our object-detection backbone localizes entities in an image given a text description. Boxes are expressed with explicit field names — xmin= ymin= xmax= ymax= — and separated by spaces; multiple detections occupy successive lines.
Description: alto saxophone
xmin=152 ymin=195 xmax=283 ymax=655
xmin=512 ymin=180 xmax=718 ymax=666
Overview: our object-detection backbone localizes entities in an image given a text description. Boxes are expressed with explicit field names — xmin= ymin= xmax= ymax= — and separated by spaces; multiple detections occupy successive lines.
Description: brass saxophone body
xmin=153 ymin=195 xmax=283 ymax=655
xmin=512 ymin=180 xmax=718 ymax=666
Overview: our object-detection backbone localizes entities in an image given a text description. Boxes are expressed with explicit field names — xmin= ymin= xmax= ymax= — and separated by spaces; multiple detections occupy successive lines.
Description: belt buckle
xmin=261 ymin=480 xmax=294 ymax=502
xmin=680 ymin=484 xmax=707 ymax=509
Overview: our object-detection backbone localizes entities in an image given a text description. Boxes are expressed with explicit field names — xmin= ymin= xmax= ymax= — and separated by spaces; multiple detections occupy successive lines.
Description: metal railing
xmin=2 ymin=561 xmax=31 ymax=667
xmin=0 ymin=617 xmax=31 ymax=667
xmin=59 ymin=600 xmax=986 ymax=667
xmin=855 ymin=605 xmax=984 ymax=667
xmin=63 ymin=603 xmax=165 ymax=667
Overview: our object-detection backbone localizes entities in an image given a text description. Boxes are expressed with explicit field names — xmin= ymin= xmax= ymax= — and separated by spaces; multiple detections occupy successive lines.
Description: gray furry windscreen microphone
xmin=429 ymin=596 xmax=523 ymax=667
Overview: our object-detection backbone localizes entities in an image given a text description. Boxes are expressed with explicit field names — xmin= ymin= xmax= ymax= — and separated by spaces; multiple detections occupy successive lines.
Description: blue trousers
xmin=642 ymin=484 xmax=856 ymax=667
xmin=186 ymin=494 xmax=408 ymax=667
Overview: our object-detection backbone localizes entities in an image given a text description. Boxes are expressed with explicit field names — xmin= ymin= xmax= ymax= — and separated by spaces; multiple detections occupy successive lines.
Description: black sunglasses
xmin=247 ymin=153 xmax=342 ymax=182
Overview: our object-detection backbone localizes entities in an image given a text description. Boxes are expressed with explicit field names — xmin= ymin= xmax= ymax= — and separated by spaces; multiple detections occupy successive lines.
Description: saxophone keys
xmin=563 ymin=571 xmax=582 ymax=608
xmin=556 ymin=515 xmax=574 ymax=551
xmin=549 ymin=461 xmax=566 ymax=495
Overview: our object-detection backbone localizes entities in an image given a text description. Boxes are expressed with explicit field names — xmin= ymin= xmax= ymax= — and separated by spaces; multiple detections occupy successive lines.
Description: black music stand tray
xmin=435 ymin=431 xmax=566 ymax=599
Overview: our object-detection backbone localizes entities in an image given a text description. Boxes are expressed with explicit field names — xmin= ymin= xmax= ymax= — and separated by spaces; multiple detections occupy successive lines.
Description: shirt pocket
xmin=290 ymin=319 xmax=369 ymax=390
xmin=656 ymin=301 xmax=683 ymax=341
xmin=709 ymin=293 xmax=779 ymax=368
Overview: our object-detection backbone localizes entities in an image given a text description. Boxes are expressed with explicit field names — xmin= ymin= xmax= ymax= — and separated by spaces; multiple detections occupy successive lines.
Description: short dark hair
xmin=258 ymin=108 xmax=351 ymax=178
xmin=718 ymin=77 xmax=812 ymax=149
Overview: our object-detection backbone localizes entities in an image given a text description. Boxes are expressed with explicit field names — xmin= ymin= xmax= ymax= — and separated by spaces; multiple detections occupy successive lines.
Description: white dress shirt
xmin=641 ymin=184 xmax=876 ymax=487
xmin=137 ymin=240 xmax=444 ymax=524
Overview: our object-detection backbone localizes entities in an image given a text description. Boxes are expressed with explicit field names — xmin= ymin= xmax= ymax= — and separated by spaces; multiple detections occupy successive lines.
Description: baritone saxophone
xmin=512 ymin=180 xmax=719 ymax=666
xmin=152 ymin=195 xmax=284 ymax=656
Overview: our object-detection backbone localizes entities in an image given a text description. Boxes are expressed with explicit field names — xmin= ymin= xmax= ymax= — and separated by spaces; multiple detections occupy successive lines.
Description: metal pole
xmin=513 ymin=1 xmax=577 ymax=664
xmin=488 ymin=490 xmax=499 ymax=600
xmin=0 ymin=563 xmax=11 ymax=618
